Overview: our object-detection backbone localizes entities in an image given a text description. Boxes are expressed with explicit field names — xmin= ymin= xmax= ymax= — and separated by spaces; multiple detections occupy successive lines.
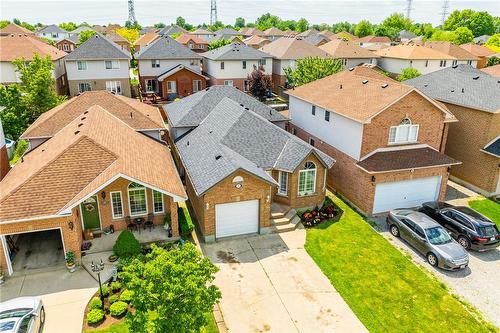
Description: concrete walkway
xmin=202 ymin=230 xmax=367 ymax=333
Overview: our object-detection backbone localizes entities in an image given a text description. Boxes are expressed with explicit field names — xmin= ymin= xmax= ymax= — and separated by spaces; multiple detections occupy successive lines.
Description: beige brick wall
xmin=444 ymin=103 xmax=499 ymax=194
xmin=68 ymin=78 xmax=132 ymax=97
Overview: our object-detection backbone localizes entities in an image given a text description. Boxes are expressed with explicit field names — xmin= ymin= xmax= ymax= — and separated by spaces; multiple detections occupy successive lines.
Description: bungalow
xmin=36 ymin=24 xmax=69 ymax=42
xmin=136 ymin=36 xmax=206 ymax=99
xmin=304 ymin=34 xmax=331 ymax=47
xmin=201 ymin=42 xmax=273 ymax=92
xmin=0 ymin=91 xmax=186 ymax=276
xmin=424 ymin=41 xmax=478 ymax=67
xmin=459 ymin=43 xmax=495 ymax=68
xmin=244 ymin=35 xmax=271 ymax=49
xmin=134 ymin=31 xmax=160 ymax=52
xmin=175 ymin=34 xmax=209 ymax=53
xmin=319 ymin=39 xmax=379 ymax=68
xmin=65 ymin=33 xmax=132 ymax=97
xmin=262 ymin=27 xmax=286 ymax=41
xmin=355 ymin=35 xmax=391 ymax=51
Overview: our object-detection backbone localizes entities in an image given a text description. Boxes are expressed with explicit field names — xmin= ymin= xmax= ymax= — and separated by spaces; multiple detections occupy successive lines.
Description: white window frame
xmin=243 ymin=80 xmax=250 ymax=92
xmin=63 ymin=43 xmax=70 ymax=51
xmin=298 ymin=162 xmax=317 ymax=196
xmin=151 ymin=59 xmax=160 ymax=68
xmin=145 ymin=79 xmax=157 ymax=93
xmin=153 ymin=190 xmax=164 ymax=214
xmin=128 ymin=182 xmax=148 ymax=217
xmin=105 ymin=81 xmax=122 ymax=95
xmin=77 ymin=60 xmax=87 ymax=70
xmin=193 ymin=80 xmax=202 ymax=92
xmin=78 ymin=82 xmax=91 ymax=93
xmin=220 ymin=61 xmax=225 ymax=70
xmin=278 ymin=171 xmax=288 ymax=196
xmin=110 ymin=191 xmax=124 ymax=219
xmin=388 ymin=119 xmax=419 ymax=144
xmin=105 ymin=60 xmax=120 ymax=69
xmin=258 ymin=59 xmax=266 ymax=66
xmin=242 ymin=60 xmax=247 ymax=69
xmin=224 ymin=80 xmax=233 ymax=86
xmin=167 ymin=81 xmax=177 ymax=93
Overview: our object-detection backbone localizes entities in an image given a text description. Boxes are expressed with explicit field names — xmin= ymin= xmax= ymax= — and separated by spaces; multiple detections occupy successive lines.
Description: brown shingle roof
xmin=424 ymin=41 xmax=478 ymax=60
xmin=263 ymin=27 xmax=286 ymax=36
xmin=134 ymin=31 xmax=160 ymax=47
xmin=21 ymin=91 xmax=164 ymax=139
xmin=0 ymin=23 xmax=33 ymax=35
xmin=356 ymin=35 xmax=391 ymax=43
xmin=259 ymin=36 xmax=331 ymax=59
xmin=357 ymin=147 xmax=460 ymax=173
xmin=459 ymin=43 xmax=495 ymax=57
xmin=375 ymin=44 xmax=456 ymax=60
xmin=175 ymin=33 xmax=209 ymax=45
xmin=287 ymin=66 xmax=455 ymax=123
xmin=106 ymin=32 xmax=128 ymax=43
xmin=481 ymin=64 xmax=500 ymax=77
xmin=244 ymin=35 xmax=270 ymax=46
xmin=0 ymin=34 xmax=66 ymax=61
xmin=319 ymin=39 xmax=380 ymax=59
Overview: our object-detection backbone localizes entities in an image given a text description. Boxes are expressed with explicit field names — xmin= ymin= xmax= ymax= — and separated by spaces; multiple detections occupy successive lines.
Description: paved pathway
xmin=202 ymin=230 xmax=367 ymax=333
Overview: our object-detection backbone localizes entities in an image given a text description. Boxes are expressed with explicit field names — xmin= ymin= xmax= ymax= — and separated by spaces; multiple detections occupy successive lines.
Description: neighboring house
xmin=106 ymin=33 xmax=131 ymax=51
xmin=263 ymin=27 xmax=286 ymax=41
xmin=244 ymin=35 xmax=271 ymax=49
xmin=136 ymin=36 xmax=206 ymax=99
xmin=355 ymin=35 xmax=392 ymax=51
xmin=65 ymin=33 xmax=131 ymax=97
xmin=69 ymin=26 xmax=94 ymax=36
xmin=473 ymin=35 xmax=490 ymax=45
xmin=0 ymin=23 xmax=34 ymax=36
xmin=459 ymin=43 xmax=495 ymax=68
xmin=158 ymin=24 xmax=188 ymax=36
xmin=406 ymin=65 xmax=500 ymax=196
xmin=424 ymin=41 xmax=478 ymax=67
xmin=259 ymin=36 xmax=331 ymax=94
xmin=287 ymin=67 xmax=459 ymax=215
xmin=297 ymin=29 xmax=320 ymax=37
xmin=202 ymin=42 xmax=273 ymax=92
xmin=134 ymin=31 xmax=160 ymax=52
xmin=92 ymin=25 xmax=106 ymax=34
xmin=320 ymin=30 xmax=335 ymax=39
xmin=284 ymin=29 xmax=297 ymax=36
xmin=191 ymin=28 xmax=216 ymax=41
xmin=304 ymin=34 xmax=331 ymax=47
xmin=55 ymin=35 xmax=79 ymax=53
xmin=0 ymin=118 xmax=10 ymax=181
xmin=36 ymin=24 xmax=69 ymax=41
xmin=176 ymin=34 xmax=209 ymax=53
xmin=397 ymin=30 xmax=417 ymax=43
xmin=165 ymin=89 xmax=332 ymax=241
xmin=214 ymin=27 xmax=240 ymax=40
xmin=319 ymin=39 xmax=379 ymax=68
xmin=480 ymin=64 xmax=500 ymax=77
xmin=375 ymin=44 xmax=456 ymax=75
xmin=104 ymin=24 xmax=122 ymax=35
xmin=239 ymin=27 xmax=264 ymax=37
xmin=0 ymin=34 xmax=68 ymax=95
xmin=331 ymin=31 xmax=356 ymax=40
xmin=0 ymin=91 xmax=187 ymax=276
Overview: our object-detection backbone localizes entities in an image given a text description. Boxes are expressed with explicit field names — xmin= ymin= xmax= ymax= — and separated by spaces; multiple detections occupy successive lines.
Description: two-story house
xmin=136 ymin=36 xmax=207 ymax=99
xmin=0 ymin=34 xmax=68 ymax=95
xmin=287 ymin=67 xmax=459 ymax=215
xmin=201 ymin=42 xmax=273 ymax=92
xmin=36 ymin=24 xmax=69 ymax=42
xmin=65 ymin=33 xmax=132 ymax=97
xmin=319 ymin=39 xmax=379 ymax=68
xmin=424 ymin=41 xmax=478 ymax=68
xmin=406 ymin=65 xmax=500 ymax=197
xmin=175 ymin=34 xmax=209 ymax=53
xmin=375 ymin=44 xmax=456 ymax=75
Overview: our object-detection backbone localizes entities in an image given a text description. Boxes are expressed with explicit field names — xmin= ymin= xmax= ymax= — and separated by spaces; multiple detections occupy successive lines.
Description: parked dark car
xmin=387 ymin=209 xmax=469 ymax=270
xmin=420 ymin=201 xmax=500 ymax=251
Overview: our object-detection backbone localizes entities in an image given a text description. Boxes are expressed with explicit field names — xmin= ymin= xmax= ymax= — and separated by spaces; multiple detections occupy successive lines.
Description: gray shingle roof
xmin=176 ymin=98 xmax=334 ymax=195
xmin=398 ymin=30 xmax=417 ymax=39
xmin=158 ymin=25 xmax=187 ymax=36
xmin=202 ymin=42 xmax=272 ymax=60
xmin=163 ymin=85 xmax=286 ymax=127
xmin=135 ymin=35 xmax=201 ymax=59
xmin=405 ymin=64 xmax=500 ymax=113
xmin=70 ymin=26 xmax=94 ymax=34
xmin=483 ymin=137 xmax=500 ymax=158
xmin=38 ymin=24 xmax=67 ymax=34
xmin=65 ymin=33 xmax=130 ymax=60
xmin=215 ymin=28 xmax=239 ymax=37
xmin=304 ymin=34 xmax=330 ymax=46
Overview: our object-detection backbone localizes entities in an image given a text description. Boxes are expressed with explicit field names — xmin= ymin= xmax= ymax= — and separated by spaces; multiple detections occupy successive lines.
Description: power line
xmin=210 ymin=0 xmax=217 ymax=25
xmin=128 ymin=0 xmax=137 ymax=24
xmin=441 ymin=0 xmax=450 ymax=26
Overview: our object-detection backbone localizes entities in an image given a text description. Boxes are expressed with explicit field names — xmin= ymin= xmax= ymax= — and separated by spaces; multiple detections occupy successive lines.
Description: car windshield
xmin=425 ymin=226 xmax=452 ymax=245
xmin=0 ymin=309 xmax=31 ymax=320
xmin=479 ymin=225 xmax=499 ymax=237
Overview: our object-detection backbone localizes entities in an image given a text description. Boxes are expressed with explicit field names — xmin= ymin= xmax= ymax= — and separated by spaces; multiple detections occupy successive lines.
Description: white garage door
xmin=373 ymin=176 xmax=441 ymax=214
xmin=215 ymin=200 xmax=259 ymax=238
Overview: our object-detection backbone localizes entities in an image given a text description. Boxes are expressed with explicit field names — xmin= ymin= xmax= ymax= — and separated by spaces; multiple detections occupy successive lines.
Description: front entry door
xmin=81 ymin=196 xmax=101 ymax=230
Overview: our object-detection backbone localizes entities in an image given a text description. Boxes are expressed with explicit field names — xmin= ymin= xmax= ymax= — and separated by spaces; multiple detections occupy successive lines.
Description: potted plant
xmin=65 ymin=251 xmax=76 ymax=273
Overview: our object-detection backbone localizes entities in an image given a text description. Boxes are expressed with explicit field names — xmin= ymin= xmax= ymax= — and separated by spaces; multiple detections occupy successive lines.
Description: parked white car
xmin=0 ymin=297 xmax=45 ymax=333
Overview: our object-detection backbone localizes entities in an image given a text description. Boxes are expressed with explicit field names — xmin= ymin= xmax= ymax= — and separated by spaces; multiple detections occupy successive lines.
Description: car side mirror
xmin=31 ymin=313 xmax=38 ymax=317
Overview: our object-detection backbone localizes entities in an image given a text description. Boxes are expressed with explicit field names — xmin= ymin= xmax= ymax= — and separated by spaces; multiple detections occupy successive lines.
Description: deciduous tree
xmin=235 ymin=17 xmax=245 ymax=29
xmin=378 ymin=13 xmax=412 ymax=39
xmin=454 ymin=27 xmax=474 ymax=45
xmin=59 ymin=22 xmax=77 ymax=32
xmin=444 ymin=10 xmax=495 ymax=37
xmin=208 ymin=38 xmax=231 ymax=50
xmin=248 ymin=65 xmax=272 ymax=100
xmin=284 ymin=57 xmax=342 ymax=87
xmin=78 ymin=30 xmax=96 ymax=45
xmin=296 ymin=18 xmax=309 ymax=32
xmin=355 ymin=20 xmax=374 ymax=37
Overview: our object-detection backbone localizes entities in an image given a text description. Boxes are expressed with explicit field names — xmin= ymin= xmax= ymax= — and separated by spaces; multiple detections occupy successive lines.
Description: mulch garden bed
xmin=298 ymin=199 xmax=343 ymax=228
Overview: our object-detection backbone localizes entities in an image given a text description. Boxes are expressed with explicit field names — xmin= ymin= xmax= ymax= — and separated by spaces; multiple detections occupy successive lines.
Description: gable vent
xmin=362 ymin=80 xmax=369 ymax=84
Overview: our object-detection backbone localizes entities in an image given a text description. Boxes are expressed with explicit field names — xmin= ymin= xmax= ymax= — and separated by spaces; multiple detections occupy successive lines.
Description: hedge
xmin=87 ymin=309 xmax=105 ymax=325
xmin=89 ymin=297 xmax=102 ymax=310
xmin=178 ymin=206 xmax=194 ymax=238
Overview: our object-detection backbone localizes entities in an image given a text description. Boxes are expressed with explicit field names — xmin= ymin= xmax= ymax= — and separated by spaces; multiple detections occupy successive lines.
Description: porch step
xmin=271 ymin=215 xmax=302 ymax=233
xmin=271 ymin=209 xmax=297 ymax=225
xmin=271 ymin=211 xmax=285 ymax=219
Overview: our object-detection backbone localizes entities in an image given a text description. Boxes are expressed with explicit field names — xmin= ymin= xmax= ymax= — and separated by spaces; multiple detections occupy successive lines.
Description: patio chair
xmin=125 ymin=216 xmax=138 ymax=232
xmin=144 ymin=213 xmax=154 ymax=232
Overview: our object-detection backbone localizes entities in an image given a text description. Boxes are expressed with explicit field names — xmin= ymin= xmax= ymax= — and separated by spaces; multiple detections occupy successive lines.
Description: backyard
xmin=305 ymin=194 xmax=497 ymax=333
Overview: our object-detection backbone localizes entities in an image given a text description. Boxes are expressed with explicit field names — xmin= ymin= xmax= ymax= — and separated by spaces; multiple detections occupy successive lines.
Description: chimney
xmin=0 ymin=118 xmax=11 ymax=181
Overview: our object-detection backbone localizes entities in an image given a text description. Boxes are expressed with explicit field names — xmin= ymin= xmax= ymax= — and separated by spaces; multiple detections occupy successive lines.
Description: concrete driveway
xmin=202 ymin=230 xmax=367 ymax=333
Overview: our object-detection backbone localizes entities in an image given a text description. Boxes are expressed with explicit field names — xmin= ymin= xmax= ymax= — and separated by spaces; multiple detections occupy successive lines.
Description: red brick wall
xmin=160 ymin=69 xmax=207 ymax=98
xmin=0 ymin=146 xmax=10 ymax=181
xmin=208 ymin=77 xmax=248 ymax=91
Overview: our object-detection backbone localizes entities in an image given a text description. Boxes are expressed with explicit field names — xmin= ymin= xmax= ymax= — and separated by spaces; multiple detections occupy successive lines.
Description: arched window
xmin=389 ymin=117 xmax=419 ymax=144
xmin=128 ymin=182 xmax=147 ymax=216
xmin=298 ymin=162 xmax=316 ymax=196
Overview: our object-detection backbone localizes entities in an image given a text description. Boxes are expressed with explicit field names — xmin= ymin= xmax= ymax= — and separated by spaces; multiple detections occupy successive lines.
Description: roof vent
xmin=362 ymin=80 xmax=369 ymax=84
xmin=348 ymin=67 xmax=354 ymax=71
xmin=187 ymin=141 xmax=189 ymax=146
xmin=244 ymin=107 xmax=249 ymax=110
xmin=74 ymin=130 xmax=80 ymax=135
xmin=215 ymin=155 xmax=222 ymax=160
xmin=381 ymin=83 xmax=389 ymax=88
xmin=81 ymin=117 xmax=86 ymax=121
xmin=239 ymin=103 xmax=244 ymax=107
xmin=130 ymin=112 xmax=133 ymax=118
xmin=340 ymin=84 xmax=342 ymax=89
xmin=83 ymin=111 xmax=89 ymax=115
xmin=472 ymin=76 xmax=479 ymax=80
xmin=21 ymin=156 xmax=24 ymax=163
xmin=451 ymin=89 xmax=455 ymax=92
xmin=205 ymin=87 xmax=210 ymax=91
xmin=461 ymin=88 xmax=465 ymax=93
xmin=209 ymin=130 xmax=213 ymax=134
xmin=78 ymin=123 xmax=84 ymax=127
xmin=452 ymin=65 xmax=458 ymax=68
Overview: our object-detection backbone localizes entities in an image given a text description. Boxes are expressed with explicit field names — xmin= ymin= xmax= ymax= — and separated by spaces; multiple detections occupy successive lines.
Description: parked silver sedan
xmin=0 ymin=297 xmax=45 ymax=333
xmin=387 ymin=209 xmax=469 ymax=270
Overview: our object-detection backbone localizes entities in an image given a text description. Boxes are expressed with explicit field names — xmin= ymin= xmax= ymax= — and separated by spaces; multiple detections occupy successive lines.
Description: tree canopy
xmin=355 ymin=20 xmax=374 ymax=37
xmin=208 ymin=38 xmax=231 ymax=50
xmin=59 ymin=22 xmax=77 ymax=32
xmin=248 ymin=65 xmax=272 ymax=100
xmin=78 ymin=30 xmax=96 ymax=45
xmin=398 ymin=68 xmax=421 ymax=81
xmin=284 ymin=57 xmax=342 ymax=87
xmin=444 ymin=9 xmax=495 ymax=37
xmin=235 ymin=17 xmax=245 ymax=29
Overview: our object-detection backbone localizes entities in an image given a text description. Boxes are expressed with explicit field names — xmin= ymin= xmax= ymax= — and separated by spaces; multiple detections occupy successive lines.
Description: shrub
xmin=398 ymin=68 xmax=421 ymax=81
xmin=119 ymin=289 xmax=134 ymax=303
xmin=113 ymin=230 xmax=141 ymax=257
xmin=111 ymin=281 xmax=122 ymax=292
xmin=89 ymin=297 xmax=102 ymax=310
xmin=109 ymin=301 xmax=128 ymax=317
xmin=87 ymin=308 xmax=105 ymax=325
xmin=178 ymin=206 xmax=194 ymax=238
xmin=100 ymin=284 xmax=110 ymax=297
xmin=109 ymin=294 xmax=119 ymax=304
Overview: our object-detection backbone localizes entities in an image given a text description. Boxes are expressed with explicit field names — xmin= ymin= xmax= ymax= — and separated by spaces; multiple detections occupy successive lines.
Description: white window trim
xmin=298 ymin=162 xmax=317 ymax=197
xmin=153 ymin=190 xmax=164 ymax=214
xmin=110 ymin=191 xmax=124 ymax=219
xmin=167 ymin=80 xmax=177 ymax=93
xmin=145 ymin=79 xmax=157 ymax=93
xmin=106 ymin=81 xmax=122 ymax=94
xmin=388 ymin=124 xmax=419 ymax=144
xmin=277 ymin=171 xmax=288 ymax=196
xmin=105 ymin=60 xmax=120 ymax=69
xmin=193 ymin=80 xmax=202 ymax=92
xmin=78 ymin=82 xmax=91 ymax=93
xmin=77 ymin=60 xmax=87 ymax=71
xmin=128 ymin=184 xmax=148 ymax=217
xmin=151 ymin=59 xmax=160 ymax=68
xmin=224 ymin=80 xmax=233 ymax=86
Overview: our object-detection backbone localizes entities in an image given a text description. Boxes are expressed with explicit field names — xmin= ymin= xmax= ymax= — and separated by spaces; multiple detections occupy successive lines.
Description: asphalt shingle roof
xmin=65 ymin=33 xmax=130 ymax=60
xmin=304 ymin=34 xmax=330 ymax=46
xmin=164 ymin=85 xmax=286 ymax=127
xmin=38 ymin=24 xmax=67 ymax=34
xmin=202 ymin=42 xmax=272 ymax=60
xmin=158 ymin=25 xmax=188 ymax=36
xmin=135 ymin=35 xmax=201 ymax=59
xmin=176 ymin=98 xmax=334 ymax=195
xmin=405 ymin=64 xmax=500 ymax=113
xmin=483 ymin=137 xmax=500 ymax=158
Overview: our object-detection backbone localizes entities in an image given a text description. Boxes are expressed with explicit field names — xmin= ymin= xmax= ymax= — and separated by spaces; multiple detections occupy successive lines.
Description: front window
xmin=278 ymin=171 xmax=288 ymax=196
xmin=193 ymin=80 xmax=202 ymax=92
xmin=298 ymin=161 xmax=316 ymax=196
xmin=167 ymin=81 xmax=177 ymax=93
xmin=105 ymin=81 xmax=122 ymax=94
xmin=151 ymin=59 xmax=160 ymax=68
xmin=440 ymin=60 xmax=447 ymax=67
xmin=324 ymin=110 xmax=330 ymax=122
xmin=220 ymin=62 xmax=224 ymax=70
xmin=128 ymin=182 xmax=147 ymax=216
xmin=146 ymin=79 xmax=158 ymax=93
xmin=111 ymin=191 xmax=123 ymax=219
xmin=78 ymin=82 xmax=91 ymax=93
xmin=388 ymin=118 xmax=419 ymax=144
xmin=63 ymin=43 xmax=70 ymax=51
xmin=311 ymin=105 xmax=316 ymax=115
xmin=242 ymin=60 xmax=247 ymax=69
xmin=425 ymin=226 xmax=452 ymax=245
xmin=153 ymin=190 xmax=164 ymax=213
xmin=105 ymin=60 xmax=120 ymax=69
xmin=77 ymin=60 xmax=87 ymax=70
xmin=258 ymin=59 xmax=266 ymax=66
xmin=224 ymin=80 xmax=233 ymax=86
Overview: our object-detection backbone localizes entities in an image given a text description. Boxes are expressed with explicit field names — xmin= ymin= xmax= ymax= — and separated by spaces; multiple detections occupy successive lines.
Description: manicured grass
xmin=304 ymin=194 xmax=496 ymax=333
xmin=469 ymin=199 xmax=500 ymax=228
xmin=200 ymin=311 xmax=219 ymax=333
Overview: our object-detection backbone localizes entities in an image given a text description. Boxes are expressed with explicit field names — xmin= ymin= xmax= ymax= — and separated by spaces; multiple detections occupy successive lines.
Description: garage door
xmin=373 ymin=176 xmax=441 ymax=214
xmin=215 ymin=200 xmax=259 ymax=238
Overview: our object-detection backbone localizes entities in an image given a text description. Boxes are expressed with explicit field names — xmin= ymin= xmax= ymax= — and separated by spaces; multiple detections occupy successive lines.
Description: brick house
xmin=136 ymin=36 xmax=207 ymax=99
xmin=406 ymin=65 xmax=500 ymax=196
xmin=164 ymin=89 xmax=333 ymax=241
xmin=287 ymin=67 xmax=459 ymax=215
xmin=201 ymin=43 xmax=273 ymax=92
xmin=55 ymin=35 xmax=79 ymax=53
xmin=319 ymin=39 xmax=379 ymax=68
xmin=175 ymin=34 xmax=209 ymax=53
xmin=0 ymin=91 xmax=186 ymax=276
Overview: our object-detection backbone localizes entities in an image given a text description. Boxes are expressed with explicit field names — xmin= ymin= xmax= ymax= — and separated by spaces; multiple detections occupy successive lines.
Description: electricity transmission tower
xmin=441 ymin=0 xmax=450 ymax=26
xmin=128 ymin=0 xmax=137 ymax=24
xmin=210 ymin=0 xmax=217 ymax=25
xmin=406 ymin=0 xmax=413 ymax=19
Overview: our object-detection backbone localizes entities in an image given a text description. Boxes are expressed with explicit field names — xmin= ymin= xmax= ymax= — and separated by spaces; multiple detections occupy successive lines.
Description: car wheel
xmin=40 ymin=306 xmax=45 ymax=325
xmin=457 ymin=236 xmax=471 ymax=250
xmin=427 ymin=253 xmax=438 ymax=267
xmin=390 ymin=225 xmax=400 ymax=237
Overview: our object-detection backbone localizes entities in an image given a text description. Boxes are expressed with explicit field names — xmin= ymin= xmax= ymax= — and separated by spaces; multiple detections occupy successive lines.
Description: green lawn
xmin=304 ymin=194 xmax=496 ymax=333
xmin=469 ymin=199 xmax=500 ymax=228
